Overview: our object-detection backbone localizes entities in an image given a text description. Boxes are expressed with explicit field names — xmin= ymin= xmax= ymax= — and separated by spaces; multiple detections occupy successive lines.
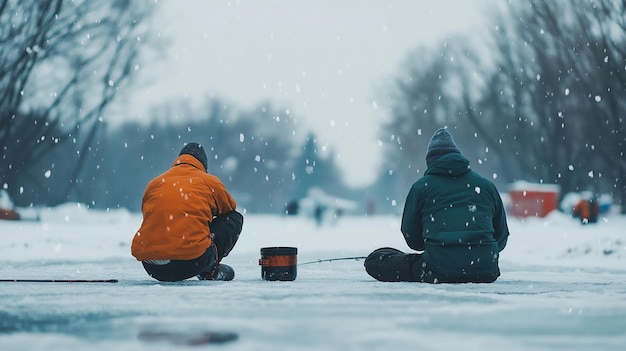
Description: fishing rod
xmin=0 ymin=279 xmax=118 ymax=283
xmin=297 ymin=256 xmax=367 ymax=266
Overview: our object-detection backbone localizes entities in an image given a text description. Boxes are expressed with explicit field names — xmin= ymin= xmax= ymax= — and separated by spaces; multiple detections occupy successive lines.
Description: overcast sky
xmin=128 ymin=0 xmax=492 ymax=187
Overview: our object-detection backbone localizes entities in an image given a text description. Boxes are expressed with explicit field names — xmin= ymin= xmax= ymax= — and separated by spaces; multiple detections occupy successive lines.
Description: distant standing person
xmin=365 ymin=128 xmax=509 ymax=283
xmin=132 ymin=142 xmax=243 ymax=281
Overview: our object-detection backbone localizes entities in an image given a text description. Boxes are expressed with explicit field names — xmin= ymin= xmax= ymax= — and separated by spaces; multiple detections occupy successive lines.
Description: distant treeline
xmin=12 ymin=99 xmax=351 ymax=213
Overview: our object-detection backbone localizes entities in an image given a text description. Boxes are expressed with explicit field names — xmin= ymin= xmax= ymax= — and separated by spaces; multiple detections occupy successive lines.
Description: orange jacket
xmin=573 ymin=199 xmax=590 ymax=220
xmin=573 ymin=198 xmax=599 ymax=222
xmin=131 ymin=154 xmax=237 ymax=261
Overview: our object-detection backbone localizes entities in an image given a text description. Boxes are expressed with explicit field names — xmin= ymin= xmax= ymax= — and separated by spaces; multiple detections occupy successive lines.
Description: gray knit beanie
xmin=179 ymin=142 xmax=208 ymax=171
xmin=426 ymin=128 xmax=460 ymax=167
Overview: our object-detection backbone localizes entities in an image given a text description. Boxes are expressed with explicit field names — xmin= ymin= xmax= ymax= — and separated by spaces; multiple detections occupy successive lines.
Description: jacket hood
xmin=172 ymin=154 xmax=206 ymax=172
xmin=424 ymin=152 xmax=471 ymax=177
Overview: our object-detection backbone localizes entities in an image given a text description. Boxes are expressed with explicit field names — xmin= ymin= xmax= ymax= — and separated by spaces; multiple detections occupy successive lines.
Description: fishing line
xmin=297 ymin=256 xmax=367 ymax=266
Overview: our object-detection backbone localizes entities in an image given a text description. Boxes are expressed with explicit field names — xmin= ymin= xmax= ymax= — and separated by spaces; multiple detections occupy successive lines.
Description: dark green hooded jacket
xmin=401 ymin=153 xmax=509 ymax=283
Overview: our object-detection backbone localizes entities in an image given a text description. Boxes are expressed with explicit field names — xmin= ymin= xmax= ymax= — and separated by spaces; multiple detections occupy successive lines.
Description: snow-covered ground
xmin=1 ymin=204 xmax=625 ymax=350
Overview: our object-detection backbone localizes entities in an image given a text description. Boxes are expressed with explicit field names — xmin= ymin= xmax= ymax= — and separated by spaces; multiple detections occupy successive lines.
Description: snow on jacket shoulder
xmin=131 ymin=154 xmax=237 ymax=261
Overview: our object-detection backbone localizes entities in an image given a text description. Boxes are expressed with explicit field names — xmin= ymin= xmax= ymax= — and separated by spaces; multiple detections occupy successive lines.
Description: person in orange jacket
xmin=132 ymin=142 xmax=243 ymax=281
xmin=573 ymin=196 xmax=600 ymax=225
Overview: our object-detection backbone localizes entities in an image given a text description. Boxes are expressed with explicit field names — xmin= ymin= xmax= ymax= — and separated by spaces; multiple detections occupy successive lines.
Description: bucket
xmin=259 ymin=247 xmax=297 ymax=281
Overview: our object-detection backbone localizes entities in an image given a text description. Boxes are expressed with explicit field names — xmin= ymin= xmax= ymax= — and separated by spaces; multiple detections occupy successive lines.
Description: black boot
xmin=198 ymin=264 xmax=235 ymax=281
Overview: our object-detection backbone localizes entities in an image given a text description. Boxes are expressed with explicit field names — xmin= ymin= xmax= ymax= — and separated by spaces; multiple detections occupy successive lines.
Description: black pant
xmin=364 ymin=247 xmax=427 ymax=282
xmin=143 ymin=210 xmax=243 ymax=282
xmin=365 ymin=247 xmax=499 ymax=283
xmin=210 ymin=210 xmax=243 ymax=260
xmin=143 ymin=245 xmax=218 ymax=282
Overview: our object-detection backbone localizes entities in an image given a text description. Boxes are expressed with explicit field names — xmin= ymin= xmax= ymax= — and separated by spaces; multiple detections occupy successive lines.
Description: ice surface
xmin=1 ymin=204 xmax=625 ymax=350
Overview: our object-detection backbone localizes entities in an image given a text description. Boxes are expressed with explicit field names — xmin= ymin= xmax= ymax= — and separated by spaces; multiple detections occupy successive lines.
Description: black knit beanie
xmin=179 ymin=142 xmax=208 ymax=170
xmin=426 ymin=128 xmax=460 ymax=167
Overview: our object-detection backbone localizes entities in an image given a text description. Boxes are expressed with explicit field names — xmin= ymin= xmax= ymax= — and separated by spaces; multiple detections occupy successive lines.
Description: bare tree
xmin=379 ymin=45 xmax=462 ymax=193
xmin=578 ymin=0 xmax=626 ymax=212
xmin=0 ymin=0 xmax=156 ymax=205
xmin=477 ymin=0 xmax=626 ymax=209
xmin=380 ymin=0 xmax=626 ymax=212
xmin=377 ymin=40 xmax=498 ymax=211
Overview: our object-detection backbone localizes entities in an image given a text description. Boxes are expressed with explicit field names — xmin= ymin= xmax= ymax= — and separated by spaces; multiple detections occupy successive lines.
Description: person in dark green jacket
xmin=365 ymin=128 xmax=509 ymax=283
